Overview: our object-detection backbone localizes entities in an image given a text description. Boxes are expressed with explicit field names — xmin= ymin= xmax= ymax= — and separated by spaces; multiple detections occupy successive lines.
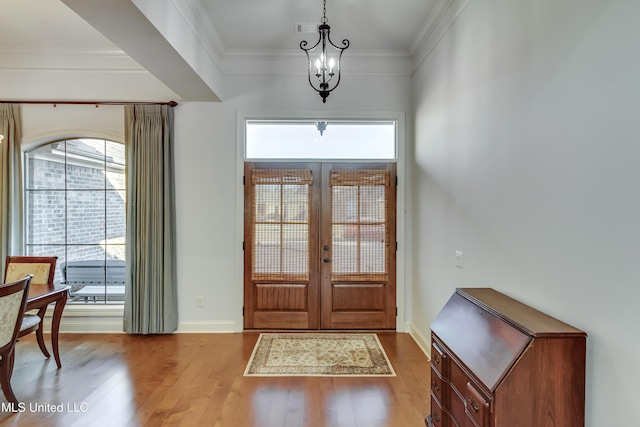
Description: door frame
xmin=235 ymin=111 xmax=407 ymax=332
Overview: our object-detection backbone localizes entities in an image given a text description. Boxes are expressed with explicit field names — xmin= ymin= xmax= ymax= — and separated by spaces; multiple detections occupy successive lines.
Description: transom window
xmin=245 ymin=120 xmax=396 ymax=160
xmin=24 ymin=138 xmax=126 ymax=304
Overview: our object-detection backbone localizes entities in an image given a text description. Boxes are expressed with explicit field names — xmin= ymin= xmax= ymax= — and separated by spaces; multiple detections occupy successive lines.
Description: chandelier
xmin=300 ymin=0 xmax=349 ymax=103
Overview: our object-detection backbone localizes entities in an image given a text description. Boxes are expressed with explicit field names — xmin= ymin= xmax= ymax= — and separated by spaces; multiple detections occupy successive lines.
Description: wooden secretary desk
xmin=426 ymin=288 xmax=586 ymax=427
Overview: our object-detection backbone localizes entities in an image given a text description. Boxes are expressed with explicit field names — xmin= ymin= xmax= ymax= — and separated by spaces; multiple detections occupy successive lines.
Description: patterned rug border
xmin=244 ymin=333 xmax=396 ymax=377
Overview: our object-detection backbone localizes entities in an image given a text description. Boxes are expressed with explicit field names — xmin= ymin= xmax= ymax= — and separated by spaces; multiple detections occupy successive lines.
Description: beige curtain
xmin=0 ymin=104 xmax=24 ymax=280
xmin=123 ymin=104 xmax=177 ymax=334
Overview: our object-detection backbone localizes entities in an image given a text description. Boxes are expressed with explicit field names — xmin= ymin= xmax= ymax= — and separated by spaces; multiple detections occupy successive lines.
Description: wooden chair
xmin=4 ymin=256 xmax=57 ymax=359
xmin=0 ymin=275 xmax=33 ymax=404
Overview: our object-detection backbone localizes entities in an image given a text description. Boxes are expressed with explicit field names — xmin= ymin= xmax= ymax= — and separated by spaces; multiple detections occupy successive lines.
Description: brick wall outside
xmin=25 ymin=155 xmax=126 ymax=264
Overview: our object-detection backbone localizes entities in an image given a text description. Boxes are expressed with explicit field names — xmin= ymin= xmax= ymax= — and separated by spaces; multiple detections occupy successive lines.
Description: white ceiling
xmin=1 ymin=0 xmax=117 ymax=49
xmin=0 ymin=0 xmax=453 ymax=102
xmin=199 ymin=0 xmax=436 ymax=53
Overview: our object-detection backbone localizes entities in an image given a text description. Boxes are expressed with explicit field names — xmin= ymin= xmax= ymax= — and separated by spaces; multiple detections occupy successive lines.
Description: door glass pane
xmin=252 ymin=171 xmax=310 ymax=280
xmin=360 ymin=186 xmax=386 ymax=221
xmin=254 ymin=224 xmax=281 ymax=275
xmin=283 ymin=185 xmax=308 ymax=222
xmin=332 ymin=231 xmax=357 ymax=274
xmin=282 ymin=224 xmax=309 ymax=274
xmin=361 ymin=239 xmax=386 ymax=273
xmin=332 ymin=187 xmax=358 ymax=223
xmin=330 ymin=170 xmax=389 ymax=281
xmin=255 ymin=185 xmax=281 ymax=222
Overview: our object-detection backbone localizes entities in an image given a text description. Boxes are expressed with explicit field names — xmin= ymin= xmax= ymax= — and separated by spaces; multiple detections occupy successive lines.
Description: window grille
xmin=24 ymin=138 xmax=126 ymax=304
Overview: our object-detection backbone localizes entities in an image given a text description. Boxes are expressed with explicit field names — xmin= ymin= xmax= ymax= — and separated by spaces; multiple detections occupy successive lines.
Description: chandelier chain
xmin=322 ymin=0 xmax=328 ymax=24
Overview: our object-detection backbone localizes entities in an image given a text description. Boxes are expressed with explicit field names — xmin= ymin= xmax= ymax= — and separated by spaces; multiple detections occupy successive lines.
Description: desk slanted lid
xmin=431 ymin=290 xmax=530 ymax=391
xmin=457 ymin=288 xmax=587 ymax=338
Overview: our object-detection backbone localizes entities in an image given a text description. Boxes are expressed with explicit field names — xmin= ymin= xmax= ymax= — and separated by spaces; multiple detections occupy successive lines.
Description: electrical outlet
xmin=455 ymin=251 xmax=464 ymax=269
xmin=197 ymin=296 xmax=205 ymax=307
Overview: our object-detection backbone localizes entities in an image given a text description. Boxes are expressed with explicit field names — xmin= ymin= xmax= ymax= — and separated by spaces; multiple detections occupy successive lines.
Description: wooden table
xmin=26 ymin=284 xmax=69 ymax=369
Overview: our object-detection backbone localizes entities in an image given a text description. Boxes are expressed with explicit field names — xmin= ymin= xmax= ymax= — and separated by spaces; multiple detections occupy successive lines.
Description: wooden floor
xmin=0 ymin=332 xmax=430 ymax=427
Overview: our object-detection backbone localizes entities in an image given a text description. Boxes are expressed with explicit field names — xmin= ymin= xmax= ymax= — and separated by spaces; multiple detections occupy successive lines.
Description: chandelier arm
xmin=299 ymin=38 xmax=322 ymax=53
xmin=327 ymin=38 xmax=350 ymax=50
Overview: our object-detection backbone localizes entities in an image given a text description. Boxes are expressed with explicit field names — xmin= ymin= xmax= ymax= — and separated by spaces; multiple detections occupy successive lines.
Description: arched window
xmin=24 ymin=138 xmax=126 ymax=304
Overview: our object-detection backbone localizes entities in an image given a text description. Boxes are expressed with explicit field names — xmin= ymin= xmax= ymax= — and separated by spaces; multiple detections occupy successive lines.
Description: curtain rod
xmin=0 ymin=100 xmax=178 ymax=107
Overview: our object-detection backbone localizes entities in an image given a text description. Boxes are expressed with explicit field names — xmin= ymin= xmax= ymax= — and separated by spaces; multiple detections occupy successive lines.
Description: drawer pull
xmin=466 ymin=381 xmax=488 ymax=415
xmin=432 ymin=380 xmax=440 ymax=392
xmin=434 ymin=414 xmax=440 ymax=422
xmin=433 ymin=355 xmax=440 ymax=364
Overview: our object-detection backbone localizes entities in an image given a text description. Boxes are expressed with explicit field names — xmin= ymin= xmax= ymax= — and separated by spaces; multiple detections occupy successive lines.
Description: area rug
xmin=243 ymin=333 xmax=396 ymax=377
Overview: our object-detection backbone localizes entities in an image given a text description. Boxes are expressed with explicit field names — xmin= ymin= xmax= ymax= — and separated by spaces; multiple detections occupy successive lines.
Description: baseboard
xmin=47 ymin=310 xmax=419 ymax=335
xmin=407 ymin=322 xmax=431 ymax=361
xmin=176 ymin=321 xmax=239 ymax=333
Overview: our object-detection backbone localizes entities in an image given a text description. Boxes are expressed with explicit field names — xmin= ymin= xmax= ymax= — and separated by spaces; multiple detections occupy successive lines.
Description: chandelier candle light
xmin=300 ymin=0 xmax=350 ymax=103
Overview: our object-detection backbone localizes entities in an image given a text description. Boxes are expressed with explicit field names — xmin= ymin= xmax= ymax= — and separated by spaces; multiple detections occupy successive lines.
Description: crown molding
xmin=0 ymin=47 xmax=142 ymax=71
xmin=221 ymin=49 xmax=414 ymax=76
xmin=172 ymin=0 xmax=227 ymax=67
xmin=224 ymin=48 xmax=412 ymax=60
xmin=0 ymin=47 xmax=127 ymax=56
xmin=410 ymin=0 xmax=471 ymax=73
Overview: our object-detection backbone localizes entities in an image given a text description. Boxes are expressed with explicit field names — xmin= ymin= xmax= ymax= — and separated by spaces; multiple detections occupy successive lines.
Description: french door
xmin=244 ymin=162 xmax=396 ymax=329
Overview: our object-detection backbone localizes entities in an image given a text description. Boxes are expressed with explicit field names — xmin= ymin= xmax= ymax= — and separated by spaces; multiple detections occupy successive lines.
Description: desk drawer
xmin=465 ymin=381 xmax=489 ymax=427
xmin=428 ymin=397 xmax=445 ymax=427
xmin=448 ymin=359 xmax=489 ymax=426
xmin=449 ymin=358 xmax=468 ymax=398
xmin=431 ymin=340 xmax=446 ymax=376
xmin=431 ymin=367 xmax=444 ymax=405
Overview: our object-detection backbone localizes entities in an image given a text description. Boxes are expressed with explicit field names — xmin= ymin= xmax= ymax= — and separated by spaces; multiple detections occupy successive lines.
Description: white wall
xmin=173 ymin=72 xmax=411 ymax=332
xmin=411 ymin=1 xmax=640 ymax=425
xmin=18 ymin=70 xmax=412 ymax=332
xmin=21 ymin=104 xmax=124 ymax=146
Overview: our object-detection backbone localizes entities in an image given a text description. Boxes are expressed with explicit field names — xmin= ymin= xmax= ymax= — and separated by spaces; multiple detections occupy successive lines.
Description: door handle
xmin=323 ymin=258 xmax=330 ymax=263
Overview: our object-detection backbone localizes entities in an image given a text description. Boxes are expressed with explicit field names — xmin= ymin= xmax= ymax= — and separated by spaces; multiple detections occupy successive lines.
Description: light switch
xmin=455 ymin=251 xmax=464 ymax=269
